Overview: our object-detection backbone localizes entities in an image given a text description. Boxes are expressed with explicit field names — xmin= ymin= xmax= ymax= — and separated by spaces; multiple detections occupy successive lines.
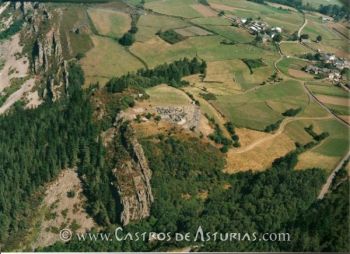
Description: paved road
xmin=318 ymin=151 xmax=350 ymax=199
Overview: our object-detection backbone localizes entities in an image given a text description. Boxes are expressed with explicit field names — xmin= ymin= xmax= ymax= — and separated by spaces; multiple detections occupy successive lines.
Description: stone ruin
xmin=155 ymin=105 xmax=201 ymax=130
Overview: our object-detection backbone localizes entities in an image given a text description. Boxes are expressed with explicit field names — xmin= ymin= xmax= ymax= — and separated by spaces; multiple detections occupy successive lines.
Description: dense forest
xmin=106 ymin=57 xmax=206 ymax=93
xmin=287 ymin=165 xmax=349 ymax=252
xmin=0 ymin=63 xmax=101 ymax=249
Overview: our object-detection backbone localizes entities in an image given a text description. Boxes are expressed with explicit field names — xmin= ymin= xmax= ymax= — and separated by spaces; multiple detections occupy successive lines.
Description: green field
xmin=307 ymin=83 xmax=350 ymax=98
xmin=303 ymin=0 xmax=342 ymax=8
xmin=136 ymin=14 xmax=189 ymax=42
xmin=146 ymin=85 xmax=192 ymax=106
xmin=285 ymin=117 xmax=348 ymax=157
xmin=277 ymin=57 xmax=315 ymax=80
xmin=81 ymin=36 xmax=144 ymax=86
xmin=327 ymin=104 xmax=350 ymax=115
xmin=130 ymin=35 xmax=278 ymax=68
xmin=312 ymin=119 xmax=349 ymax=157
xmin=280 ymin=42 xmax=313 ymax=57
xmin=59 ymin=5 xmax=93 ymax=59
xmin=213 ymin=80 xmax=309 ymax=130
xmin=145 ymin=0 xmax=203 ymax=18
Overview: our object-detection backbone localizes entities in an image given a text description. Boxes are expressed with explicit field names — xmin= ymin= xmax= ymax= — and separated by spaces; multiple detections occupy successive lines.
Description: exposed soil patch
xmin=288 ymin=69 xmax=314 ymax=79
xmin=33 ymin=169 xmax=95 ymax=249
xmin=191 ymin=4 xmax=217 ymax=17
xmin=317 ymin=95 xmax=349 ymax=107
xmin=0 ymin=34 xmax=30 ymax=90
xmin=339 ymin=115 xmax=350 ymax=124
xmin=235 ymin=127 xmax=271 ymax=148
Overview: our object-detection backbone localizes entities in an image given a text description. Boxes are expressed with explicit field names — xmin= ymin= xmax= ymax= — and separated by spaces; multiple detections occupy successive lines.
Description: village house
xmin=321 ymin=53 xmax=336 ymax=63
xmin=248 ymin=21 xmax=268 ymax=34
xmin=321 ymin=16 xmax=333 ymax=23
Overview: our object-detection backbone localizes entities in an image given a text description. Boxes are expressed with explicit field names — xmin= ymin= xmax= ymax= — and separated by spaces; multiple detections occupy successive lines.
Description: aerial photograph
xmin=0 ymin=0 xmax=349 ymax=253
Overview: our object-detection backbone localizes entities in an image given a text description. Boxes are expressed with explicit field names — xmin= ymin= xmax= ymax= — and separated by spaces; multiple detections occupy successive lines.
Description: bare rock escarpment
xmin=21 ymin=2 xmax=68 ymax=101
xmin=105 ymin=121 xmax=154 ymax=226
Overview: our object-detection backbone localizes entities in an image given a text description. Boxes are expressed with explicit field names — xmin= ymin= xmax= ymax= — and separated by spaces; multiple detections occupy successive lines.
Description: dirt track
xmin=231 ymin=115 xmax=332 ymax=154
xmin=318 ymin=151 xmax=350 ymax=199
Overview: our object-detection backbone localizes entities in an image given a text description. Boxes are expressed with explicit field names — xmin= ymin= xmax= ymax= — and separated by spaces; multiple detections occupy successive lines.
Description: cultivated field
xmin=277 ymin=57 xmax=315 ymax=80
xmin=212 ymin=80 xmax=309 ymax=130
xmin=295 ymin=118 xmax=349 ymax=171
xmin=59 ymin=5 xmax=93 ymax=59
xmin=146 ymin=84 xmax=192 ymax=106
xmin=280 ymin=42 xmax=313 ymax=57
xmin=88 ymin=8 xmax=131 ymax=38
xmin=145 ymin=0 xmax=203 ymax=18
xmin=80 ymin=36 xmax=144 ymax=86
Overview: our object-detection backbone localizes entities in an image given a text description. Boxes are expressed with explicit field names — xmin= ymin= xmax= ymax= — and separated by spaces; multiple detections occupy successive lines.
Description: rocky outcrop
xmin=111 ymin=123 xmax=154 ymax=226
xmin=33 ymin=29 xmax=62 ymax=74
xmin=23 ymin=2 xmax=68 ymax=101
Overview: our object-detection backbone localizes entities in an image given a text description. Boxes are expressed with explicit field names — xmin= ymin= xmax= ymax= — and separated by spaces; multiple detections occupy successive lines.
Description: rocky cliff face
xmin=109 ymin=122 xmax=154 ymax=226
xmin=32 ymin=29 xmax=62 ymax=73
xmin=20 ymin=1 xmax=68 ymax=101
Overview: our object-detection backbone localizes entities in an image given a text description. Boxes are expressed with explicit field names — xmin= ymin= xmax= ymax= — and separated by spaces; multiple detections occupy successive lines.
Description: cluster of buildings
xmin=232 ymin=17 xmax=282 ymax=42
xmin=304 ymin=53 xmax=350 ymax=82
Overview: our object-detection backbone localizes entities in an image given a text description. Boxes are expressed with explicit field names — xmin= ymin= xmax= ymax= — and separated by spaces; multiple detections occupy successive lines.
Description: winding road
xmin=298 ymin=17 xmax=308 ymax=38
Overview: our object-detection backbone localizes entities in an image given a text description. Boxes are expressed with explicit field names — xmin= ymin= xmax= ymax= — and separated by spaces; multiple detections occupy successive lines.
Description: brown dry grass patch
xmin=88 ymin=8 xmax=131 ymax=37
xmin=235 ymin=128 xmax=271 ymax=148
xmin=317 ymin=95 xmax=349 ymax=107
xmin=197 ymin=190 xmax=209 ymax=200
xmin=191 ymin=4 xmax=217 ymax=17
xmin=339 ymin=115 xmax=350 ymax=124
xmin=295 ymin=151 xmax=341 ymax=172
xmin=204 ymin=60 xmax=244 ymax=92
xmin=181 ymin=193 xmax=192 ymax=200
xmin=288 ymin=69 xmax=314 ymax=79
xmin=210 ymin=3 xmax=236 ymax=11
xmin=132 ymin=121 xmax=174 ymax=138
xmin=225 ymin=133 xmax=295 ymax=173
